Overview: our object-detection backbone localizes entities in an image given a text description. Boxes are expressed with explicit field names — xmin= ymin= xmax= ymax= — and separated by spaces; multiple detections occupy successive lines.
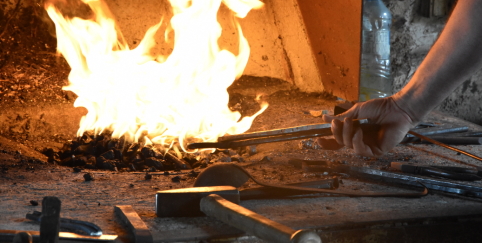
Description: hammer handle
xmin=200 ymin=194 xmax=320 ymax=243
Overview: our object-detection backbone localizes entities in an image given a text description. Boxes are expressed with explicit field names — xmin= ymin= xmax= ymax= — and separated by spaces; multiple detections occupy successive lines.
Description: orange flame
xmin=45 ymin=0 xmax=267 ymax=152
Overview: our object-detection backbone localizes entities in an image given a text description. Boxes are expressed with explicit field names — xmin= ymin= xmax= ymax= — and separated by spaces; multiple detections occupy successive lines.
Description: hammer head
xmin=156 ymin=186 xmax=240 ymax=217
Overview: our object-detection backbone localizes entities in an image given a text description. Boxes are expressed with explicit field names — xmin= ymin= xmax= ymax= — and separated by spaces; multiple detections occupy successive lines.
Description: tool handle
xmin=200 ymin=194 xmax=320 ymax=243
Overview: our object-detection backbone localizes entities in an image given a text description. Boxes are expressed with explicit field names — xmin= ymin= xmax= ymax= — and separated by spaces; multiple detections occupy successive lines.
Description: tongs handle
xmin=187 ymin=119 xmax=379 ymax=149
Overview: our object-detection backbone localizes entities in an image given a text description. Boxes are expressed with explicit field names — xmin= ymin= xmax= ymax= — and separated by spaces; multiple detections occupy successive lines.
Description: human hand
xmin=316 ymin=97 xmax=418 ymax=157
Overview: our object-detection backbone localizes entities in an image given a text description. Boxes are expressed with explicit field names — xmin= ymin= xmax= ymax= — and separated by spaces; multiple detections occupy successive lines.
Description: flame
xmin=45 ymin=0 xmax=267 ymax=152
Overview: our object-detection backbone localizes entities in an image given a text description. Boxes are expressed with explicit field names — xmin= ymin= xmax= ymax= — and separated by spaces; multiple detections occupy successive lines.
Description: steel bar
xmin=419 ymin=136 xmax=482 ymax=145
xmin=188 ymin=133 xmax=334 ymax=149
xmin=430 ymin=131 xmax=482 ymax=138
xmin=408 ymin=130 xmax=482 ymax=169
xmin=405 ymin=125 xmax=468 ymax=138
xmin=0 ymin=230 xmax=117 ymax=243
xmin=346 ymin=166 xmax=482 ymax=198
xmin=115 ymin=205 xmax=153 ymax=243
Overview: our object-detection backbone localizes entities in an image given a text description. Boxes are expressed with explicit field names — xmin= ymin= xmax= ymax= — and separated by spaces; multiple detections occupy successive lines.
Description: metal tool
xmin=193 ymin=163 xmax=338 ymax=199
xmin=26 ymin=211 xmax=103 ymax=237
xmin=300 ymin=160 xmax=482 ymax=198
xmin=0 ymin=230 xmax=117 ymax=243
xmin=156 ymin=186 xmax=240 ymax=217
xmin=191 ymin=163 xmax=427 ymax=198
xmin=187 ymin=119 xmax=378 ymax=149
xmin=346 ymin=165 xmax=482 ymax=199
xmin=156 ymin=186 xmax=321 ymax=243
xmin=40 ymin=196 xmax=61 ymax=243
xmin=404 ymin=125 xmax=469 ymax=138
xmin=391 ymin=162 xmax=482 ymax=181
xmin=430 ymin=131 xmax=482 ymax=137
xmin=417 ymin=136 xmax=482 ymax=145
xmin=332 ymin=103 xmax=473 ymax=142
xmin=201 ymin=194 xmax=321 ymax=243
xmin=115 ymin=205 xmax=153 ymax=243
xmin=408 ymin=130 xmax=482 ymax=172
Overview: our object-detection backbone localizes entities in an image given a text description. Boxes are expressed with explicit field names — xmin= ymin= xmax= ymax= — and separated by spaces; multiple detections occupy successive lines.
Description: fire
xmin=45 ymin=0 xmax=267 ymax=152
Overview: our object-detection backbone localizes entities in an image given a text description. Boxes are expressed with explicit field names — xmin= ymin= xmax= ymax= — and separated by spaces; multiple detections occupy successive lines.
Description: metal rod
xmin=188 ymin=133 xmax=331 ymax=149
xmin=430 ymin=131 xmax=482 ymax=138
xmin=218 ymin=119 xmax=370 ymax=142
xmin=347 ymin=166 xmax=482 ymax=199
xmin=419 ymin=137 xmax=482 ymax=145
xmin=408 ymin=130 xmax=482 ymax=169
xmin=188 ymin=119 xmax=379 ymax=149
xmin=405 ymin=126 xmax=469 ymax=138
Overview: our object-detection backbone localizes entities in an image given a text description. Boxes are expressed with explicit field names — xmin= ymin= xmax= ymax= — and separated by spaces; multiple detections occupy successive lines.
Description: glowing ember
xmin=45 ymin=0 xmax=267 ymax=152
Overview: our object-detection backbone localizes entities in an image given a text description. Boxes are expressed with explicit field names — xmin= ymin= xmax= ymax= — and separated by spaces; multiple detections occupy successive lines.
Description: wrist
xmin=390 ymin=92 xmax=427 ymax=126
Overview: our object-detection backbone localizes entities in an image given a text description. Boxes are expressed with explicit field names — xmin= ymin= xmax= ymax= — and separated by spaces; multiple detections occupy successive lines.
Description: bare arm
xmin=320 ymin=0 xmax=482 ymax=156
xmin=393 ymin=0 xmax=482 ymax=122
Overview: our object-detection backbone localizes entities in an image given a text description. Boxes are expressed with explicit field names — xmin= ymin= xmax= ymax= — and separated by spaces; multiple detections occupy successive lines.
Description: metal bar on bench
xmin=346 ymin=166 xmax=482 ymax=199
xmin=405 ymin=126 xmax=469 ymax=138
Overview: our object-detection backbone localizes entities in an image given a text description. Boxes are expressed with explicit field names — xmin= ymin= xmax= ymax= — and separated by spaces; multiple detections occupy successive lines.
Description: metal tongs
xmin=187 ymin=119 xmax=379 ymax=149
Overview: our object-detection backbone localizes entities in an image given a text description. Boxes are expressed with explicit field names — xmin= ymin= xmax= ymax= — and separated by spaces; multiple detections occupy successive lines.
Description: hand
xmin=316 ymin=97 xmax=418 ymax=157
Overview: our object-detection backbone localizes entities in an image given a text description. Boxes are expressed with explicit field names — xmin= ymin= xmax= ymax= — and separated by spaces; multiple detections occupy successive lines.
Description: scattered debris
xmin=299 ymin=138 xmax=321 ymax=150
xmin=83 ymin=173 xmax=94 ymax=181
xmin=309 ymin=110 xmax=328 ymax=118
xmin=171 ymin=176 xmax=181 ymax=182
xmin=259 ymin=156 xmax=271 ymax=163
xmin=247 ymin=145 xmax=257 ymax=156
xmin=187 ymin=170 xmax=199 ymax=178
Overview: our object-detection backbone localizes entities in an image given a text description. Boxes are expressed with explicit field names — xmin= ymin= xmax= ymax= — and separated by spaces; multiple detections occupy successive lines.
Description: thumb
xmin=322 ymin=104 xmax=360 ymax=123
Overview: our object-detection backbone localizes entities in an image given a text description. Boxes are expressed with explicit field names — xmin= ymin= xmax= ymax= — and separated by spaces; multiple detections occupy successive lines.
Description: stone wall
xmin=385 ymin=0 xmax=482 ymax=125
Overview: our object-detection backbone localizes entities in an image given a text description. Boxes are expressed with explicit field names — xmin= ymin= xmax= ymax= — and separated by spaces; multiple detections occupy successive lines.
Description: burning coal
xmin=45 ymin=0 xmax=267 ymax=152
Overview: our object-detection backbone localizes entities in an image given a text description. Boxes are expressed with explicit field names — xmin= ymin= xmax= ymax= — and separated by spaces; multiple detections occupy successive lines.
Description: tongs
xmin=187 ymin=119 xmax=379 ymax=149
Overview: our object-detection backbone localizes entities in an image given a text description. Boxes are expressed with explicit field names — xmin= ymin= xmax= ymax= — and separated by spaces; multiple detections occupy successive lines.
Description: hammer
xmin=156 ymin=186 xmax=321 ymax=243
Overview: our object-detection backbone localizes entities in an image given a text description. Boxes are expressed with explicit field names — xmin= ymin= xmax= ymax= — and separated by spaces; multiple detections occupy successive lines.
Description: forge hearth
xmin=2 ymin=0 xmax=482 ymax=242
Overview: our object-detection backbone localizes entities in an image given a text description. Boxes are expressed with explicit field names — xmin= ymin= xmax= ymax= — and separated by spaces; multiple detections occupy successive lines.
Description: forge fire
xmin=2 ymin=0 xmax=482 ymax=242
xmin=47 ymin=0 xmax=267 ymax=152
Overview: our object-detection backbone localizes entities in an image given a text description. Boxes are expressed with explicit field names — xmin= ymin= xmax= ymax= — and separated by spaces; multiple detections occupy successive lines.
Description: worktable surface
xmin=1 ymin=103 xmax=482 ymax=242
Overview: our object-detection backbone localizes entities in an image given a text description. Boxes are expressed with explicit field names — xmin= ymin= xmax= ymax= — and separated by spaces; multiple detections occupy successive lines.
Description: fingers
xmin=331 ymin=119 xmax=344 ymax=146
xmin=352 ymin=127 xmax=374 ymax=156
xmin=343 ymin=117 xmax=353 ymax=148
xmin=352 ymin=127 xmax=385 ymax=157
xmin=322 ymin=104 xmax=359 ymax=123
xmin=315 ymin=138 xmax=344 ymax=150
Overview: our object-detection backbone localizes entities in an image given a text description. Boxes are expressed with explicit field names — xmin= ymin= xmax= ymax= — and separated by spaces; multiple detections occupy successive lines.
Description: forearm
xmin=393 ymin=0 xmax=482 ymax=123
